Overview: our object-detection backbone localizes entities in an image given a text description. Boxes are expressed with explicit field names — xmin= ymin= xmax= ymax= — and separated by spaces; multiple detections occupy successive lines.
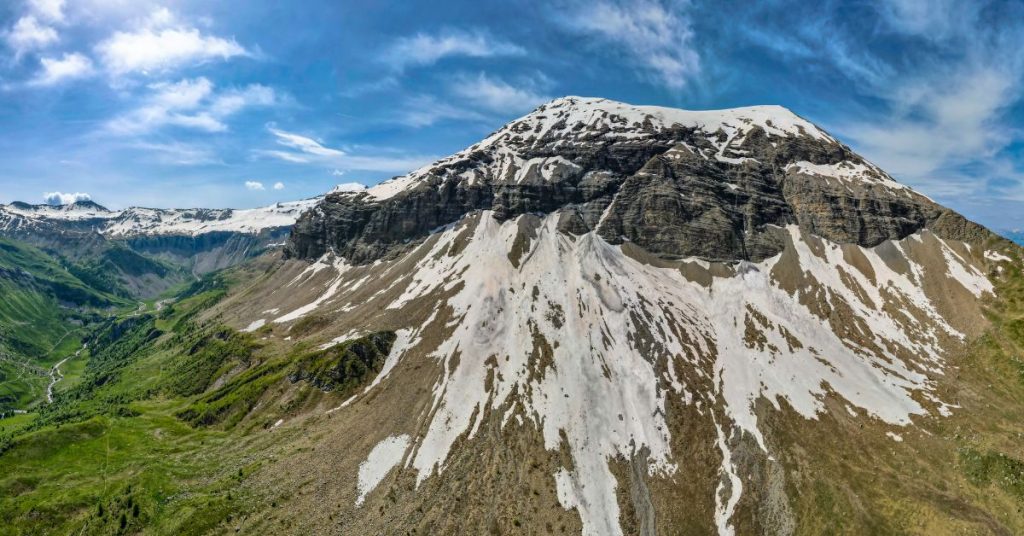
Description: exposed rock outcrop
xmin=286 ymin=97 xmax=989 ymax=264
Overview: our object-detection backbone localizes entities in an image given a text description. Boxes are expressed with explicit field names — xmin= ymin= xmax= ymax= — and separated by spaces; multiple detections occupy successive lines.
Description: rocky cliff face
xmin=286 ymin=97 xmax=989 ymax=264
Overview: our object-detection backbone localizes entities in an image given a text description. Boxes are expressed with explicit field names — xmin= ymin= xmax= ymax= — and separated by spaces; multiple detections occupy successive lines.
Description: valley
xmin=1 ymin=97 xmax=1024 ymax=535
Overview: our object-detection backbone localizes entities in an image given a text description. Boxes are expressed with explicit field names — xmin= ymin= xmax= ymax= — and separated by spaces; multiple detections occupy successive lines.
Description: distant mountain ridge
xmin=0 ymin=197 xmax=320 ymax=299
xmin=1 ymin=198 xmax=318 ymax=237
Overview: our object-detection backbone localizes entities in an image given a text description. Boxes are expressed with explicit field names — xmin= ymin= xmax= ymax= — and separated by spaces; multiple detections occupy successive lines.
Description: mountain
xmin=2 ymin=97 xmax=1024 ymax=535
xmin=0 ymin=198 xmax=318 ymax=298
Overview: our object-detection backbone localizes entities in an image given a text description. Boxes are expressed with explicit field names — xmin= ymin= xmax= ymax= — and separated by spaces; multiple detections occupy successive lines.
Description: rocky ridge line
xmin=286 ymin=96 xmax=989 ymax=264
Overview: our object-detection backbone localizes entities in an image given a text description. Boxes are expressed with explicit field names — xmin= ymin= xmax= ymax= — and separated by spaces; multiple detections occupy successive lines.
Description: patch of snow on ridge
xmin=364 ymin=175 xmax=418 ymax=201
xmin=355 ymin=435 xmax=410 ymax=506
xmin=985 ymin=250 xmax=1011 ymax=263
xmin=786 ymin=160 xmax=909 ymax=191
xmin=940 ymin=241 xmax=994 ymax=298
xmin=274 ymin=255 xmax=352 ymax=323
xmin=370 ymin=212 xmax=970 ymax=536
xmin=241 ymin=319 xmax=266 ymax=333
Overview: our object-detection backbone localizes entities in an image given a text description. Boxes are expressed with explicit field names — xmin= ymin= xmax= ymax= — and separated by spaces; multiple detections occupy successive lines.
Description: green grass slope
xmin=0 ymin=266 xmax=396 ymax=535
xmin=0 ymin=239 xmax=129 ymax=413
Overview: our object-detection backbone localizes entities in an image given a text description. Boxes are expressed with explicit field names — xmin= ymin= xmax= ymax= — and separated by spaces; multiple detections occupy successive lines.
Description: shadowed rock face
xmin=286 ymin=97 xmax=989 ymax=264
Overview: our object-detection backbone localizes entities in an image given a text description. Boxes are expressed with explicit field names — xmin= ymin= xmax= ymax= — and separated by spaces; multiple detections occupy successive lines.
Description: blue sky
xmin=2 ymin=0 xmax=1023 ymax=231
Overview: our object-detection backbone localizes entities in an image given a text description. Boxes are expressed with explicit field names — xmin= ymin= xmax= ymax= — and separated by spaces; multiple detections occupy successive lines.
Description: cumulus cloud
xmin=27 ymin=0 xmax=65 ymax=23
xmin=43 ymin=191 xmax=90 ymax=205
xmin=5 ymin=16 xmax=59 ymax=58
xmin=273 ymin=181 xmax=285 ymax=190
xmin=383 ymin=29 xmax=524 ymax=71
xmin=450 ymin=73 xmax=551 ymax=113
xmin=558 ymin=0 xmax=700 ymax=90
xmin=29 ymin=52 xmax=93 ymax=86
xmin=95 ymin=8 xmax=247 ymax=76
xmin=245 ymin=181 xmax=265 ymax=191
xmin=106 ymin=77 xmax=276 ymax=134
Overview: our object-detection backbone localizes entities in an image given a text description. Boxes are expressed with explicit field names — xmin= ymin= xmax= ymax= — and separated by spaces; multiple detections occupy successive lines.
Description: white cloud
xmin=95 ymin=9 xmax=247 ymax=76
xmin=106 ymin=77 xmax=276 ymax=134
xmin=383 ymin=29 xmax=524 ymax=71
xmin=245 ymin=180 xmax=265 ymax=191
xmin=450 ymin=73 xmax=550 ymax=113
xmin=273 ymin=181 xmax=285 ymax=190
xmin=29 ymin=52 xmax=93 ymax=86
xmin=330 ymin=169 xmax=345 ymax=176
xmin=842 ymin=68 xmax=1016 ymax=179
xmin=877 ymin=0 xmax=968 ymax=40
xmin=131 ymin=141 xmax=220 ymax=165
xmin=823 ymin=1 xmax=1024 ymax=200
xmin=27 ymin=0 xmax=65 ymax=23
xmin=43 ymin=191 xmax=90 ymax=205
xmin=395 ymin=94 xmax=490 ymax=128
xmin=560 ymin=0 xmax=700 ymax=90
xmin=5 ymin=16 xmax=58 ymax=58
xmin=268 ymin=127 xmax=345 ymax=157
xmin=258 ymin=126 xmax=436 ymax=173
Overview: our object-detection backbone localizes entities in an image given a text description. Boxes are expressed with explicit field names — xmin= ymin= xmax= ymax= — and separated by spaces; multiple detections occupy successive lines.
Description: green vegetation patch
xmin=960 ymin=447 xmax=1024 ymax=500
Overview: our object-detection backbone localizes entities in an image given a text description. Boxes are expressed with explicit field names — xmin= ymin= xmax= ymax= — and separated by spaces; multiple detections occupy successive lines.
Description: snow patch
xmin=242 ymin=319 xmax=266 ymax=333
xmin=356 ymin=435 xmax=411 ymax=507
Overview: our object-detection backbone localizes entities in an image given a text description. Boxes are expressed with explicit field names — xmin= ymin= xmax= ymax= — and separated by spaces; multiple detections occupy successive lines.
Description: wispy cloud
xmin=558 ymin=0 xmax=700 ymax=90
xmin=130 ymin=141 xmax=221 ymax=166
xmin=268 ymin=127 xmax=345 ymax=158
xmin=245 ymin=180 xmax=265 ymax=191
xmin=258 ymin=126 xmax=436 ymax=173
xmin=272 ymin=181 xmax=284 ymax=190
xmin=106 ymin=77 xmax=277 ymax=135
xmin=835 ymin=1 xmax=1024 ymax=199
xmin=450 ymin=72 xmax=551 ymax=113
xmin=95 ymin=8 xmax=248 ymax=77
xmin=393 ymin=94 xmax=490 ymax=128
xmin=730 ymin=0 xmax=1024 ymax=206
xmin=383 ymin=28 xmax=524 ymax=71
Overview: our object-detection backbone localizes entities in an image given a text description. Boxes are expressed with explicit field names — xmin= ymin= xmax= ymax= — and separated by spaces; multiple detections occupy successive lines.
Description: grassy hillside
xmin=1 ymin=239 xmax=1024 ymax=534
xmin=0 ymin=265 xmax=394 ymax=535
xmin=0 ymin=239 xmax=129 ymax=413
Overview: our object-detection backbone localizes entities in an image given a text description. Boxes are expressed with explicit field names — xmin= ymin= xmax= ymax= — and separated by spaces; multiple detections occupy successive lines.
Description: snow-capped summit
xmin=208 ymin=97 xmax=1011 ymax=536
xmin=288 ymin=96 xmax=974 ymax=265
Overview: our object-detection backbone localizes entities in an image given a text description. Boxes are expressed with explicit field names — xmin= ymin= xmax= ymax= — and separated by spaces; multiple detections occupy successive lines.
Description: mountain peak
xmin=289 ymin=96 xmax=987 ymax=266
xmin=514 ymin=96 xmax=826 ymax=142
